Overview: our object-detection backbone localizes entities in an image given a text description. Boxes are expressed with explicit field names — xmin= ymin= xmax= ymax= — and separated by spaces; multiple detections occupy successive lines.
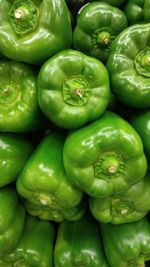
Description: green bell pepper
xmin=73 ymin=2 xmax=127 ymax=63
xmin=130 ymin=109 xmax=150 ymax=165
xmin=0 ymin=260 xmax=11 ymax=267
xmin=89 ymin=0 xmax=125 ymax=7
xmin=0 ymin=185 xmax=25 ymax=257
xmin=144 ymin=0 xmax=150 ymax=21
xmin=38 ymin=49 xmax=110 ymax=129
xmin=2 ymin=215 xmax=54 ymax=267
xmin=63 ymin=111 xmax=147 ymax=198
xmin=107 ymin=23 xmax=150 ymax=108
xmin=89 ymin=171 xmax=150 ymax=224
xmin=54 ymin=215 xmax=110 ymax=267
xmin=124 ymin=0 xmax=145 ymax=25
xmin=100 ymin=216 xmax=150 ymax=267
xmin=0 ymin=60 xmax=48 ymax=132
xmin=17 ymin=129 xmax=85 ymax=222
xmin=23 ymin=197 xmax=86 ymax=221
xmin=0 ymin=0 xmax=72 ymax=64
xmin=0 ymin=133 xmax=33 ymax=188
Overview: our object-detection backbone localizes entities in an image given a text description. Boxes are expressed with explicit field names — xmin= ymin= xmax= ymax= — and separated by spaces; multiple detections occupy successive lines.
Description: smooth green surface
xmin=63 ymin=111 xmax=147 ymax=198
xmin=0 ymin=186 xmax=25 ymax=257
xmin=89 ymin=171 xmax=150 ymax=224
xmin=89 ymin=0 xmax=125 ymax=7
xmin=73 ymin=2 xmax=127 ymax=62
xmin=124 ymin=0 xmax=145 ymax=25
xmin=17 ymin=129 xmax=85 ymax=222
xmin=101 ymin=217 xmax=150 ymax=267
xmin=0 ymin=133 xmax=33 ymax=187
xmin=54 ymin=215 xmax=110 ymax=267
xmin=144 ymin=0 xmax=150 ymax=21
xmin=38 ymin=49 xmax=110 ymax=129
xmin=0 ymin=0 xmax=72 ymax=64
xmin=130 ymin=109 xmax=150 ymax=165
xmin=107 ymin=23 xmax=150 ymax=108
xmin=0 ymin=60 xmax=48 ymax=132
xmin=3 ymin=215 xmax=54 ymax=267
xmin=124 ymin=0 xmax=150 ymax=24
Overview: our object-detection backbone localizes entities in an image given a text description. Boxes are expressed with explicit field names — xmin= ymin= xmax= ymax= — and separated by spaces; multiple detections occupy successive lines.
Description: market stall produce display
xmin=0 ymin=0 xmax=150 ymax=266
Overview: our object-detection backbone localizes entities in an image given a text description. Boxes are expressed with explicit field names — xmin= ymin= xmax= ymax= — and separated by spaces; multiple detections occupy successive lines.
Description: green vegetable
xmin=2 ymin=215 xmax=54 ymax=267
xmin=124 ymin=0 xmax=145 ymax=25
xmin=73 ymin=2 xmax=128 ymax=62
xmin=0 ymin=0 xmax=72 ymax=64
xmin=0 ymin=60 xmax=48 ymax=132
xmin=17 ymin=129 xmax=85 ymax=222
xmin=63 ymin=111 xmax=147 ymax=198
xmin=23 ymin=197 xmax=86 ymax=222
xmin=144 ymin=0 xmax=150 ymax=21
xmin=0 ymin=133 xmax=33 ymax=188
xmin=38 ymin=49 xmax=110 ymax=129
xmin=54 ymin=215 xmax=110 ymax=267
xmin=0 ymin=260 xmax=11 ymax=267
xmin=107 ymin=23 xmax=150 ymax=108
xmin=0 ymin=185 xmax=25 ymax=257
xmin=89 ymin=171 xmax=150 ymax=224
xmin=130 ymin=109 xmax=150 ymax=165
xmin=89 ymin=0 xmax=125 ymax=7
xmin=101 ymin=216 xmax=150 ymax=267
xmin=124 ymin=0 xmax=150 ymax=24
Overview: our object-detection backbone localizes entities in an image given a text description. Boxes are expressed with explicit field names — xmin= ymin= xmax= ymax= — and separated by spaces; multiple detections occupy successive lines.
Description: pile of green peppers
xmin=0 ymin=0 xmax=150 ymax=266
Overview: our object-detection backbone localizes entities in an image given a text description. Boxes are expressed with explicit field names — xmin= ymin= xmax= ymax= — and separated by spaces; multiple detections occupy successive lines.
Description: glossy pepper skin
xmin=38 ymin=49 xmax=110 ymax=129
xmin=100 ymin=217 xmax=150 ymax=267
xmin=144 ymin=0 xmax=150 ymax=21
xmin=54 ymin=215 xmax=110 ymax=267
xmin=89 ymin=171 xmax=150 ymax=224
xmin=89 ymin=0 xmax=125 ymax=7
xmin=107 ymin=23 xmax=150 ymax=108
xmin=124 ymin=0 xmax=145 ymax=25
xmin=0 ymin=0 xmax=72 ymax=64
xmin=23 ymin=197 xmax=86 ymax=222
xmin=63 ymin=111 xmax=147 ymax=198
xmin=73 ymin=2 xmax=128 ymax=63
xmin=17 ymin=129 xmax=85 ymax=222
xmin=0 ymin=60 xmax=48 ymax=132
xmin=0 ymin=133 xmax=33 ymax=188
xmin=0 ymin=185 xmax=25 ymax=257
xmin=130 ymin=109 xmax=150 ymax=165
xmin=2 ymin=215 xmax=54 ymax=267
